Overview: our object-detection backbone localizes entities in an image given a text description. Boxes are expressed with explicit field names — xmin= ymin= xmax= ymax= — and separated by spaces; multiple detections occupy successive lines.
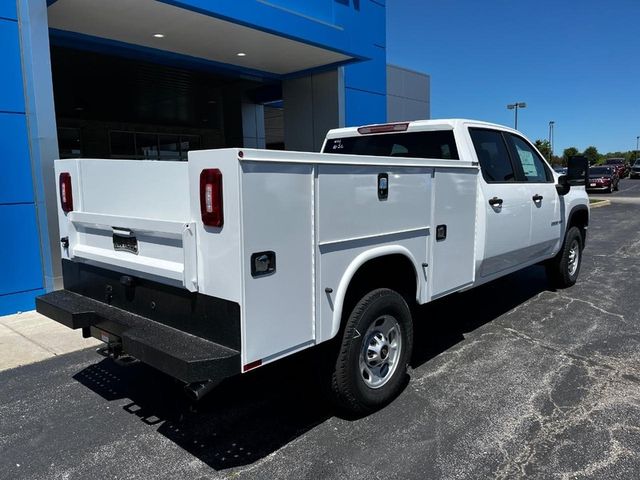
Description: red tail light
xmin=357 ymin=122 xmax=409 ymax=134
xmin=59 ymin=172 xmax=73 ymax=213
xmin=200 ymin=168 xmax=223 ymax=227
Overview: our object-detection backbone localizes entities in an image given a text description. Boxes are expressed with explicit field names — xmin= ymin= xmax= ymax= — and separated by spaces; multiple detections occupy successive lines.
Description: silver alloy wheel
xmin=359 ymin=315 xmax=402 ymax=389
xmin=568 ymin=239 xmax=580 ymax=276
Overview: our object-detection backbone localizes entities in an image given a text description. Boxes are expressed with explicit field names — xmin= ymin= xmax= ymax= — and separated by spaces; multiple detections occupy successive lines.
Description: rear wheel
xmin=546 ymin=226 xmax=583 ymax=288
xmin=330 ymin=288 xmax=413 ymax=414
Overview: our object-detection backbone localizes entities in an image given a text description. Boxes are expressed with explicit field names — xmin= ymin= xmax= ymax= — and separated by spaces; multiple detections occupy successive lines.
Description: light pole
xmin=548 ymin=121 xmax=555 ymax=162
xmin=636 ymin=136 xmax=639 ymax=163
xmin=507 ymin=102 xmax=526 ymax=130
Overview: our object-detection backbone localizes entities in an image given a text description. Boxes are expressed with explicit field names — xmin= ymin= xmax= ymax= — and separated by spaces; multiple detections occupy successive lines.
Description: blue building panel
xmin=0 ymin=288 xmax=45 ymax=316
xmin=0 ymin=204 xmax=43 ymax=298
xmin=0 ymin=19 xmax=26 ymax=113
xmin=344 ymin=87 xmax=386 ymax=126
xmin=0 ymin=1 xmax=17 ymax=21
xmin=334 ymin=0 xmax=385 ymax=48
xmin=344 ymin=45 xmax=386 ymax=95
xmin=0 ymin=113 xmax=34 ymax=204
xmin=159 ymin=0 xmax=366 ymax=60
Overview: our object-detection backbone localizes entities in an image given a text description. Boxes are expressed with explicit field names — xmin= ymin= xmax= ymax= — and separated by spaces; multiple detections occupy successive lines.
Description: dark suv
xmin=605 ymin=158 xmax=629 ymax=178
xmin=631 ymin=160 xmax=640 ymax=179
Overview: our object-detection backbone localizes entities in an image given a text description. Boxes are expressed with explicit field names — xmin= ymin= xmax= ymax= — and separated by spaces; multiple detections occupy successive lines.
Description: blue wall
xmin=0 ymin=6 xmax=45 ymax=315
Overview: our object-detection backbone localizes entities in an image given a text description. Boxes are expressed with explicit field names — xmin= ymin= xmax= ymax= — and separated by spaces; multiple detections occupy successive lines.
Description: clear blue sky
xmin=386 ymin=0 xmax=640 ymax=155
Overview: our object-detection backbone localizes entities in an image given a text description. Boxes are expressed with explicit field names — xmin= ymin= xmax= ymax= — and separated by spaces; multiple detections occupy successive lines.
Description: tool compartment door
xmin=240 ymin=161 xmax=314 ymax=365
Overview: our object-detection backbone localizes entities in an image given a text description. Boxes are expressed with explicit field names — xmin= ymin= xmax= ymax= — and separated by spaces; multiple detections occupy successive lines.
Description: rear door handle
xmin=488 ymin=196 xmax=503 ymax=207
xmin=532 ymin=194 xmax=543 ymax=202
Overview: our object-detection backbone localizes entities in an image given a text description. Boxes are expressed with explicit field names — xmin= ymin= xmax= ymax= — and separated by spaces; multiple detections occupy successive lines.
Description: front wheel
xmin=330 ymin=288 xmax=413 ymax=414
xmin=546 ymin=226 xmax=583 ymax=288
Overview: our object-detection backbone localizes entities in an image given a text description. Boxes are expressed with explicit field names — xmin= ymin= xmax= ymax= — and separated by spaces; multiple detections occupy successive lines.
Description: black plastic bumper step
xmin=36 ymin=290 xmax=240 ymax=383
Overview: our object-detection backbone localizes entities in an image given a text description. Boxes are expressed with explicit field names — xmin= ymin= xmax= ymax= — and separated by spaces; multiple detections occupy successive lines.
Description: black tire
xmin=546 ymin=226 xmax=583 ymax=288
xmin=330 ymin=288 xmax=413 ymax=414
xmin=614 ymin=181 xmax=619 ymax=191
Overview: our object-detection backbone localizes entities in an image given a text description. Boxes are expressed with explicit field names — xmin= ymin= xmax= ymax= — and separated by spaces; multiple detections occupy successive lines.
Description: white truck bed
xmin=55 ymin=149 xmax=479 ymax=368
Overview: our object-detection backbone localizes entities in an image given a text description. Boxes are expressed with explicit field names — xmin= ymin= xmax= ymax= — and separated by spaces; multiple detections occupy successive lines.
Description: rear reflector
xmin=59 ymin=172 xmax=73 ymax=213
xmin=243 ymin=359 xmax=262 ymax=372
xmin=357 ymin=122 xmax=409 ymax=134
xmin=200 ymin=168 xmax=223 ymax=227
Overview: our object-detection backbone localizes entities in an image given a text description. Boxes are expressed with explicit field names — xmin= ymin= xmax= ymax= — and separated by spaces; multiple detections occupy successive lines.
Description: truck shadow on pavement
xmin=411 ymin=264 xmax=550 ymax=368
xmin=73 ymin=264 xmax=550 ymax=471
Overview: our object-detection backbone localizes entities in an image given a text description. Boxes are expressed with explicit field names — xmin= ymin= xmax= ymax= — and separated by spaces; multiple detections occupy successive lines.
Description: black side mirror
xmin=567 ymin=156 xmax=589 ymax=187
xmin=556 ymin=175 xmax=570 ymax=196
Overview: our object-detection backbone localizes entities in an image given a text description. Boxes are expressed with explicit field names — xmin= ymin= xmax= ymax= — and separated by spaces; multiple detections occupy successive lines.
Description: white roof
xmin=325 ymin=118 xmax=518 ymax=139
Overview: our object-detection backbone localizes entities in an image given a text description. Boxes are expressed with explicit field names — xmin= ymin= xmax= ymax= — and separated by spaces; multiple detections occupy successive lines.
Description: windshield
xmin=323 ymin=131 xmax=459 ymax=160
xmin=590 ymin=167 xmax=612 ymax=175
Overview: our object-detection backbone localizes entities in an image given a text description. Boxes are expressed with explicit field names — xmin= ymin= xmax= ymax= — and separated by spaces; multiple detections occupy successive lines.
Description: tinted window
xmin=58 ymin=127 xmax=82 ymax=159
xmin=507 ymin=134 xmax=552 ymax=182
xmin=110 ymin=131 xmax=135 ymax=157
xmin=469 ymin=128 xmax=515 ymax=182
xmin=590 ymin=167 xmax=613 ymax=175
xmin=323 ymin=131 xmax=459 ymax=160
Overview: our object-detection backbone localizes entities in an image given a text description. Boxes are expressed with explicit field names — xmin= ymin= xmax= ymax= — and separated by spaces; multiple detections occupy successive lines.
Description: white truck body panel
xmin=51 ymin=119 xmax=589 ymax=372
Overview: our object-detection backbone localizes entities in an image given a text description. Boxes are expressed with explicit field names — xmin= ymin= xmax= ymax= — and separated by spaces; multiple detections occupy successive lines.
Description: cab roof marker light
xmin=358 ymin=123 xmax=409 ymax=135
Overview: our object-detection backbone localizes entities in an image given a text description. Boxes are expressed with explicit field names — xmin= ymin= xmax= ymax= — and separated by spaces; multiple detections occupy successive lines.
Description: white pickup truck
xmin=37 ymin=119 xmax=589 ymax=413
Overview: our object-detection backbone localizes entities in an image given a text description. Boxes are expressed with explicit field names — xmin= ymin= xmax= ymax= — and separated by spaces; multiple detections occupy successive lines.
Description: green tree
xmin=534 ymin=139 xmax=552 ymax=161
xmin=583 ymin=146 xmax=599 ymax=165
xmin=563 ymin=147 xmax=579 ymax=163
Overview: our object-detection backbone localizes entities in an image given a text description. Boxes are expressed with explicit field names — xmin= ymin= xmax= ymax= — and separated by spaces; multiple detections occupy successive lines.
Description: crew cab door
xmin=504 ymin=133 xmax=561 ymax=259
xmin=469 ymin=128 xmax=531 ymax=277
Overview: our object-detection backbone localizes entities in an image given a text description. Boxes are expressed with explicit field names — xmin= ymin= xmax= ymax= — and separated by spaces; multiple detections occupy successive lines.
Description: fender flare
xmin=329 ymin=245 xmax=420 ymax=340
xmin=566 ymin=204 xmax=589 ymax=241
xmin=567 ymin=204 xmax=589 ymax=228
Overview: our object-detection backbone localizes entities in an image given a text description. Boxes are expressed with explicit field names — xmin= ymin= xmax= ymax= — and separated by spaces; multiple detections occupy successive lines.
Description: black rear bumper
xmin=36 ymin=287 xmax=241 ymax=384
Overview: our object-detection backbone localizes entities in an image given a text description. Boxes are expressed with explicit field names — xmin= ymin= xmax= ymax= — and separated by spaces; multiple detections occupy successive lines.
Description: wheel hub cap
xmin=359 ymin=315 xmax=402 ymax=389
xmin=568 ymin=239 xmax=580 ymax=276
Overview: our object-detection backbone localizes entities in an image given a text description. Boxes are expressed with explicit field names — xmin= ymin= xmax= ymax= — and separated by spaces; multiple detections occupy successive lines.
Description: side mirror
xmin=566 ymin=156 xmax=589 ymax=187
xmin=556 ymin=175 xmax=570 ymax=196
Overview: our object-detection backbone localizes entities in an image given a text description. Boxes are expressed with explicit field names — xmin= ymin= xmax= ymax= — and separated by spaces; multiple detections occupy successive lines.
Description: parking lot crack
xmin=557 ymin=295 xmax=626 ymax=322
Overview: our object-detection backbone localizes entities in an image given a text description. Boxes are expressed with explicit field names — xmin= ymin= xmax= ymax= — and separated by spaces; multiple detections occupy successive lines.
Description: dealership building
xmin=0 ymin=0 xmax=430 ymax=315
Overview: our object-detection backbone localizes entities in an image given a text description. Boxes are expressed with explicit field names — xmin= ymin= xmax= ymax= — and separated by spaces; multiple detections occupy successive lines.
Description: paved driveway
xmin=590 ymin=176 xmax=640 ymax=204
xmin=1 ymin=199 xmax=640 ymax=480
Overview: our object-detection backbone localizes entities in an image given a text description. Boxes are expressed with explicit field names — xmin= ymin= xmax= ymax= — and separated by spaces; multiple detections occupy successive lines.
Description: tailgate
xmin=55 ymin=159 xmax=198 ymax=291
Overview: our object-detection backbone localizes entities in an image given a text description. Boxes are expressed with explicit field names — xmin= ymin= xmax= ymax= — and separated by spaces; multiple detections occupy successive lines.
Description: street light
xmin=506 ymin=102 xmax=527 ymax=130
xmin=548 ymin=121 xmax=555 ymax=162
xmin=636 ymin=136 xmax=639 ymax=163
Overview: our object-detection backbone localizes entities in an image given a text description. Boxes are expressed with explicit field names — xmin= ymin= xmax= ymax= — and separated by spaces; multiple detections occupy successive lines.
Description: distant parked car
xmin=587 ymin=166 xmax=619 ymax=193
xmin=553 ymin=165 xmax=568 ymax=175
xmin=604 ymin=158 xmax=629 ymax=178
xmin=630 ymin=160 xmax=640 ymax=179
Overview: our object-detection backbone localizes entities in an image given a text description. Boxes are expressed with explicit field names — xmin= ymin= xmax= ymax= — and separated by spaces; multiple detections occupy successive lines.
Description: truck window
xmin=506 ymin=134 xmax=552 ymax=183
xmin=323 ymin=131 xmax=459 ymax=160
xmin=469 ymin=128 xmax=515 ymax=182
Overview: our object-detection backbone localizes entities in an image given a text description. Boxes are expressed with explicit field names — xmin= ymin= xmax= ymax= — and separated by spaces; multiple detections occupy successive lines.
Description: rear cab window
xmin=323 ymin=131 xmax=459 ymax=160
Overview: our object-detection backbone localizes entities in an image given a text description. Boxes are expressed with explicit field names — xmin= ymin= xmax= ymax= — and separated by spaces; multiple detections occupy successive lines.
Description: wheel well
xmin=341 ymin=254 xmax=418 ymax=324
xmin=568 ymin=207 xmax=589 ymax=245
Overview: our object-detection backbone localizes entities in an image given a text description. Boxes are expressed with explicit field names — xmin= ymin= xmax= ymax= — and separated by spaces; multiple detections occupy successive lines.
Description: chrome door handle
xmin=488 ymin=196 xmax=503 ymax=207
xmin=532 ymin=194 xmax=543 ymax=202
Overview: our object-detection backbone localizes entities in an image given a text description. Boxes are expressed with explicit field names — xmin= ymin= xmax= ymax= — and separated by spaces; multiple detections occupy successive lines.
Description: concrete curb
xmin=589 ymin=199 xmax=611 ymax=208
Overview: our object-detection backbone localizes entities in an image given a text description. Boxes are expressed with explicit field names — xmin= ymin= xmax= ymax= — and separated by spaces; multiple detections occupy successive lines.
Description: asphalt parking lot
xmin=2 ymin=179 xmax=640 ymax=480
